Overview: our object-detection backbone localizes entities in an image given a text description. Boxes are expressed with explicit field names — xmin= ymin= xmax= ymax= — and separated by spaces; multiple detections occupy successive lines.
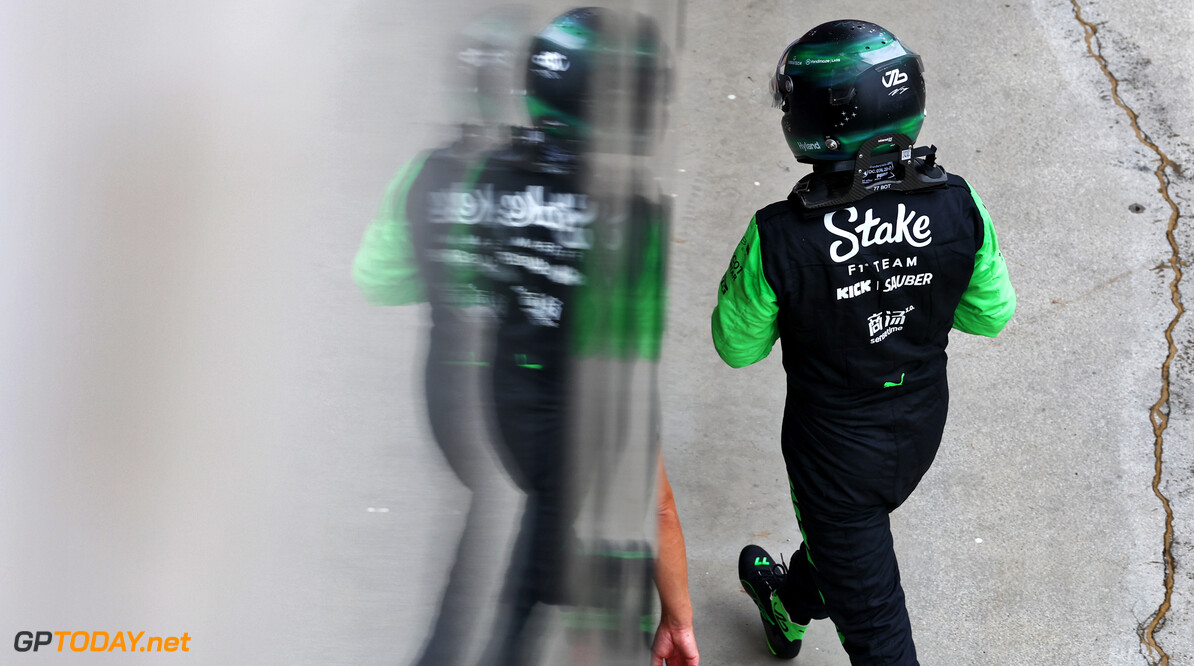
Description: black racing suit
xmin=471 ymin=139 xmax=592 ymax=665
xmin=712 ymin=172 xmax=1016 ymax=664
xmin=474 ymin=135 xmax=669 ymax=664
xmin=353 ymin=139 xmax=495 ymax=666
xmin=359 ymin=129 xmax=667 ymax=664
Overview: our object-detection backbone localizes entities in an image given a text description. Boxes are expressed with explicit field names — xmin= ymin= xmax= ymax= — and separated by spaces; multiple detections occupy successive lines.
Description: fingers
xmin=651 ymin=626 xmax=700 ymax=666
xmin=651 ymin=627 xmax=671 ymax=666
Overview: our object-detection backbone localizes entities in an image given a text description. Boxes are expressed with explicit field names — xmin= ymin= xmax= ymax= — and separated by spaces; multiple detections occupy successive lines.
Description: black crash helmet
xmin=771 ymin=20 xmax=926 ymax=163
xmin=525 ymin=7 xmax=668 ymax=151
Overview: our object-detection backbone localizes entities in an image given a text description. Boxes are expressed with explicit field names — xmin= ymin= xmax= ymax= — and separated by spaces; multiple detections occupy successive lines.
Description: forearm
xmin=656 ymin=458 xmax=693 ymax=626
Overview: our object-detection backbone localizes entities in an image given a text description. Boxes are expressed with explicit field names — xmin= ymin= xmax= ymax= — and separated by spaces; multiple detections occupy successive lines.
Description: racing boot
xmin=739 ymin=544 xmax=808 ymax=659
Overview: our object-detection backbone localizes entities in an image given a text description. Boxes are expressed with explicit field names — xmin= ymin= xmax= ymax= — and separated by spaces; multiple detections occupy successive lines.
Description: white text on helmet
xmin=531 ymin=51 xmax=570 ymax=72
xmin=881 ymin=68 xmax=909 ymax=88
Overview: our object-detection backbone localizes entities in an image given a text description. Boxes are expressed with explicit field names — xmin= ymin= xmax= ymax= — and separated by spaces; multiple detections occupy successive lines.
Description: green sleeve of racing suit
xmin=953 ymin=183 xmax=1017 ymax=337
xmin=711 ymin=216 xmax=780 ymax=368
xmin=351 ymin=153 xmax=430 ymax=306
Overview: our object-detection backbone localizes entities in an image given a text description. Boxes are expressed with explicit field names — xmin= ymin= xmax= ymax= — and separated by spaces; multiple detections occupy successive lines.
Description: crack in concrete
xmin=1069 ymin=2 xmax=1184 ymax=665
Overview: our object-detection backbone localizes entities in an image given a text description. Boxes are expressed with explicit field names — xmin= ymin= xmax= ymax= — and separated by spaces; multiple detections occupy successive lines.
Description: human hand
xmin=650 ymin=618 xmax=699 ymax=666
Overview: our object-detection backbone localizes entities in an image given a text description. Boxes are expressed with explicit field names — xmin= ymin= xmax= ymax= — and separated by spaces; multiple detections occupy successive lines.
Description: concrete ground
xmin=1 ymin=0 xmax=1192 ymax=665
